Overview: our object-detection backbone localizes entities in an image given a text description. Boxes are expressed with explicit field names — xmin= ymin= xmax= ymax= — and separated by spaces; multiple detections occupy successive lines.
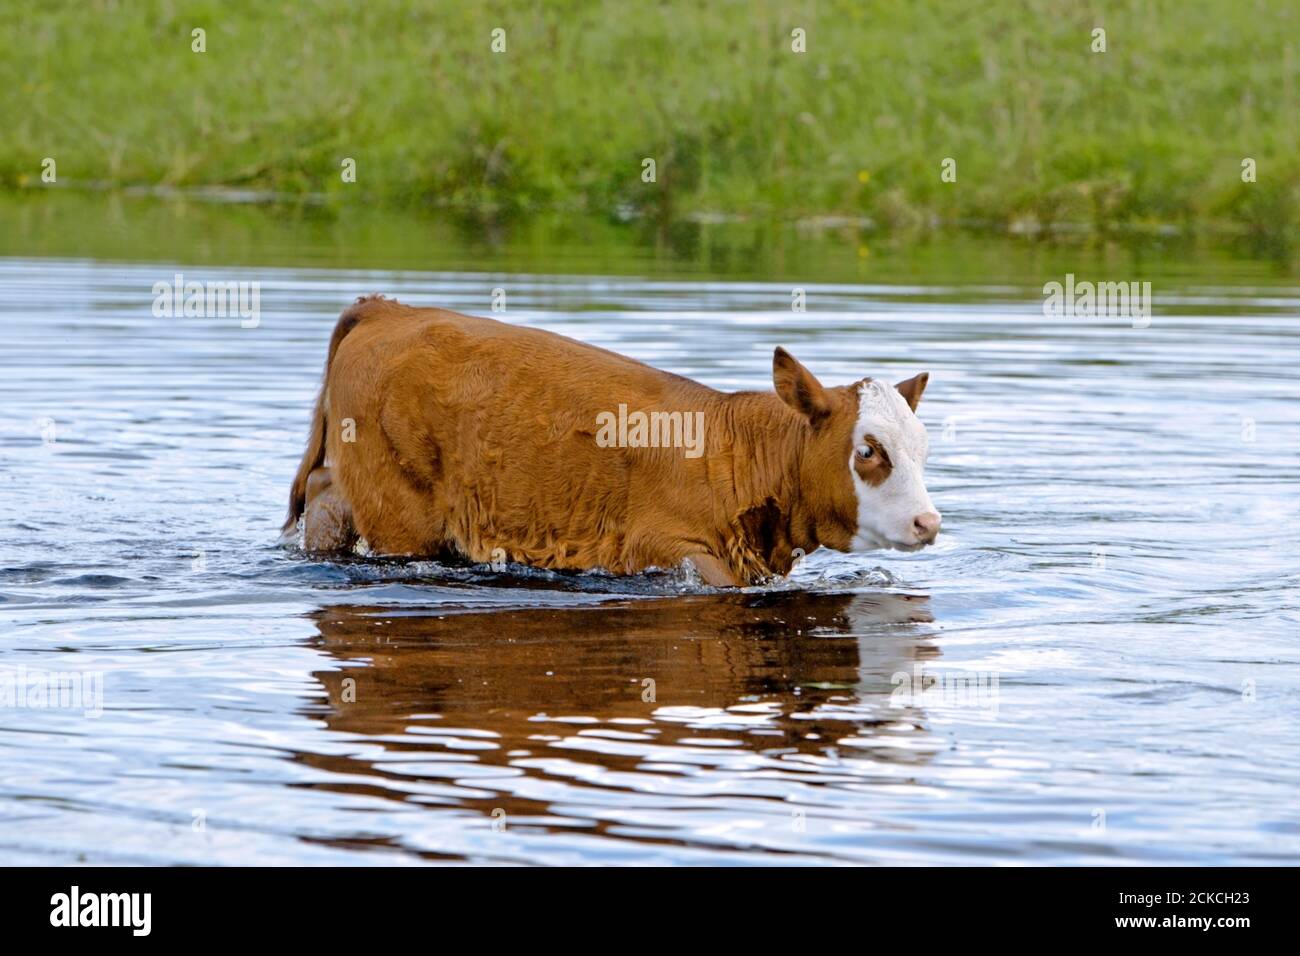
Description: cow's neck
xmin=714 ymin=392 xmax=821 ymax=572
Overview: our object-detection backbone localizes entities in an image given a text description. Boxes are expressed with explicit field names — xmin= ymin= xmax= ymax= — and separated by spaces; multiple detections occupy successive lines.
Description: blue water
xmin=2 ymin=254 xmax=1298 ymax=864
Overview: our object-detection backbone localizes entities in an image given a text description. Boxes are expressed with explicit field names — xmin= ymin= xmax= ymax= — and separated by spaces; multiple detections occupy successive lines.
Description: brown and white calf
xmin=283 ymin=295 xmax=940 ymax=587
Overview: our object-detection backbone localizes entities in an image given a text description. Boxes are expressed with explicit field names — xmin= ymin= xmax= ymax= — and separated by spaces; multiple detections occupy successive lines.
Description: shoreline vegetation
xmin=5 ymin=190 xmax=1295 ymax=284
xmin=5 ymin=1 xmax=1298 ymax=240
xmin=14 ymin=177 xmax=1286 ymax=241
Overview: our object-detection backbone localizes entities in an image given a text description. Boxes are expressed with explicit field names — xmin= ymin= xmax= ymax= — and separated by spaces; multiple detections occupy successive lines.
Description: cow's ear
xmin=895 ymin=372 xmax=929 ymax=412
xmin=773 ymin=347 xmax=831 ymax=421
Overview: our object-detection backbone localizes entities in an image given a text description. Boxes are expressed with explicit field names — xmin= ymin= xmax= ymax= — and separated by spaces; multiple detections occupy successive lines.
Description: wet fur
xmin=285 ymin=297 xmax=908 ymax=586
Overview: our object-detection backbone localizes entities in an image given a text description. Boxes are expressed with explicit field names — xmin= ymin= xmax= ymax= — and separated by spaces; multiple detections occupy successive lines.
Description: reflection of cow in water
xmin=306 ymin=589 xmax=939 ymax=755
xmin=295 ymin=589 xmax=942 ymax=854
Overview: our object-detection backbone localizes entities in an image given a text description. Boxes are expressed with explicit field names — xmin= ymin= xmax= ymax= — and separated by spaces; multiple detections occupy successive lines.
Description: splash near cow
xmin=283 ymin=295 xmax=941 ymax=587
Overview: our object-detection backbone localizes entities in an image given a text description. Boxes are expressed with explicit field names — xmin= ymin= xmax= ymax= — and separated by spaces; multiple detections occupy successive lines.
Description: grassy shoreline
xmin=4 ymin=190 xmax=1294 ymax=283
xmin=5 ymin=1 xmax=1298 ymax=236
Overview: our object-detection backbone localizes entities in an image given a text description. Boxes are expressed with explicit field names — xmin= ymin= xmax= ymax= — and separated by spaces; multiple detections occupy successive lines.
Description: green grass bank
xmin=4 ymin=0 xmax=1298 ymax=236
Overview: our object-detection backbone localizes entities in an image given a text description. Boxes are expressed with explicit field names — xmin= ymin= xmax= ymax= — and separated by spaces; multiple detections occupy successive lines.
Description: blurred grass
xmin=3 ymin=0 xmax=1298 ymax=235
xmin=8 ymin=189 xmax=1295 ymax=285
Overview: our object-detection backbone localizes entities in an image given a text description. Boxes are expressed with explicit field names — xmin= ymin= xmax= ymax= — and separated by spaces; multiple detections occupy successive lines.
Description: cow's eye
xmin=856 ymin=444 xmax=874 ymax=460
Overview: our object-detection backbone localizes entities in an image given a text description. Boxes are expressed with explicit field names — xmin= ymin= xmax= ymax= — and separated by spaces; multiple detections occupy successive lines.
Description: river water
xmin=2 ymin=207 xmax=1298 ymax=864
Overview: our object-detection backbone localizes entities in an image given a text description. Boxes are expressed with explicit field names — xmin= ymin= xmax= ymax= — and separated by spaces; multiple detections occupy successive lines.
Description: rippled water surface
xmin=2 ymin=221 xmax=1299 ymax=864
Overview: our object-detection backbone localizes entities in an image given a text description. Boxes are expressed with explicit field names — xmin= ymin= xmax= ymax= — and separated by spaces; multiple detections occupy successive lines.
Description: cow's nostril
xmin=913 ymin=512 xmax=941 ymax=542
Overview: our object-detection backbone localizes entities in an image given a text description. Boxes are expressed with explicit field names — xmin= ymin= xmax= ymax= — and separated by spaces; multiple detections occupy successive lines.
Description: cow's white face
xmin=849 ymin=378 xmax=940 ymax=551
xmin=771 ymin=348 xmax=940 ymax=558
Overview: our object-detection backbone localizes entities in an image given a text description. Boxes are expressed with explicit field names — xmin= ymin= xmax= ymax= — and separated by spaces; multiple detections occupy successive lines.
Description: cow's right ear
xmin=773 ymin=347 xmax=831 ymax=422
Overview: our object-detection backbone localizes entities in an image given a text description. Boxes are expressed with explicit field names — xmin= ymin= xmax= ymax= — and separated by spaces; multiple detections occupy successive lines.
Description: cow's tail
xmin=281 ymin=295 xmax=390 ymax=539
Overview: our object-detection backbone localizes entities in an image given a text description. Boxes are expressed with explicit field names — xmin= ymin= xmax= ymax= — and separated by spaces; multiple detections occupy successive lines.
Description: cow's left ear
xmin=895 ymin=372 xmax=929 ymax=412
xmin=774 ymin=347 xmax=831 ymax=422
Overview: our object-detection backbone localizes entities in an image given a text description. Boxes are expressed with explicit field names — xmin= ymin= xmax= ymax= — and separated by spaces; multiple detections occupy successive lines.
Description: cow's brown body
xmin=284 ymin=296 xmax=886 ymax=586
